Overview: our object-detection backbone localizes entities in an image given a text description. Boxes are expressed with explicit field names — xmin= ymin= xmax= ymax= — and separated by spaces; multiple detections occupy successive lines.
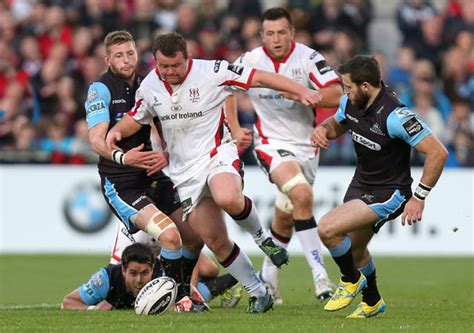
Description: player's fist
xmin=311 ymin=125 xmax=330 ymax=149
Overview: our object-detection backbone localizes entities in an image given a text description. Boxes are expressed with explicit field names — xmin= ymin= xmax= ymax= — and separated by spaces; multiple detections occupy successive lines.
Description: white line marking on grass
xmin=0 ymin=303 xmax=60 ymax=310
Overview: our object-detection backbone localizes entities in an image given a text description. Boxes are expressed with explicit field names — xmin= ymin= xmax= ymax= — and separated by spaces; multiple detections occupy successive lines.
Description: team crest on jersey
xmin=369 ymin=122 xmax=385 ymax=136
xmin=87 ymin=88 xmax=98 ymax=102
xmin=291 ymin=68 xmax=303 ymax=79
xmin=91 ymin=271 xmax=104 ymax=287
xmin=189 ymin=88 xmax=200 ymax=102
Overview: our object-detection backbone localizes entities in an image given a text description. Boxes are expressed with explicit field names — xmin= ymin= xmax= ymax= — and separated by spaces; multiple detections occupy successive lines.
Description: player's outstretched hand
xmin=311 ymin=125 xmax=330 ymax=149
xmin=106 ymin=130 xmax=122 ymax=151
xmin=233 ymin=127 xmax=253 ymax=149
xmin=299 ymin=88 xmax=323 ymax=106
xmin=95 ymin=300 xmax=113 ymax=311
xmin=146 ymin=151 xmax=169 ymax=176
xmin=401 ymin=197 xmax=425 ymax=226
xmin=124 ymin=144 xmax=162 ymax=170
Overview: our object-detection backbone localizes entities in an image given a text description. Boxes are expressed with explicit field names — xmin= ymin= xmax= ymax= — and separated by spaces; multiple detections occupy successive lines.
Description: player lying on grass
xmin=62 ymin=243 xmax=242 ymax=311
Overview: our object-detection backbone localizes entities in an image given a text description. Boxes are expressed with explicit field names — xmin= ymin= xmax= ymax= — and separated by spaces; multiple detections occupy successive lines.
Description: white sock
xmin=261 ymin=231 xmax=290 ymax=288
xmin=221 ymin=244 xmax=266 ymax=298
xmin=295 ymin=227 xmax=327 ymax=280
xmin=232 ymin=197 xmax=269 ymax=246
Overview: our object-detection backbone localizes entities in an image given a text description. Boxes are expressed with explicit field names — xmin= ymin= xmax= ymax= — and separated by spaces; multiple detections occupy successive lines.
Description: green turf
xmin=0 ymin=255 xmax=472 ymax=332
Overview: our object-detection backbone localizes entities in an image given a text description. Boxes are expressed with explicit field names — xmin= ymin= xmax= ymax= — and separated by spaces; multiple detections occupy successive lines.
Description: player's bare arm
xmin=401 ymin=134 xmax=448 ymax=226
xmin=311 ymin=116 xmax=348 ymax=148
xmin=62 ymin=290 xmax=112 ymax=311
xmin=89 ymin=121 xmax=159 ymax=170
xmin=317 ymin=83 xmax=344 ymax=108
xmin=225 ymin=95 xmax=252 ymax=149
xmin=106 ymin=113 xmax=143 ymax=150
xmin=251 ymin=70 xmax=323 ymax=106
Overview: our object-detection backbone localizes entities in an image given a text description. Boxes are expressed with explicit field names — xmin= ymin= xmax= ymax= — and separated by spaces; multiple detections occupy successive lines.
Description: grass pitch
xmin=0 ymin=255 xmax=472 ymax=332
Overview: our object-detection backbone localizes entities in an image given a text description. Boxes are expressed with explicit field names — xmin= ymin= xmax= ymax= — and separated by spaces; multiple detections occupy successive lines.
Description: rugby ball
xmin=134 ymin=277 xmax=177 ymax=315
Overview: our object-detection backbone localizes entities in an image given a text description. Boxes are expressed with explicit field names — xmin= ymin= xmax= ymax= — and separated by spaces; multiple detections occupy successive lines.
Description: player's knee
xmin=317 ymin=216 xmax=336 ymax=244
xmin=288 ymin=184 xmax=313 ymax=209
xmin=143 ymin=211 xmax=181 ymax=248
xmin=159 ymin=228 xmax=182 ymax=250
xmin=214 ymin=191 xmax=241 ymax=213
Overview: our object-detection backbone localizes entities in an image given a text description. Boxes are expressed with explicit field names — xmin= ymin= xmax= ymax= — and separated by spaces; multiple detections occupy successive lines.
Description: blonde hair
xmin=104 ymin=30 xmax=135 ymax=55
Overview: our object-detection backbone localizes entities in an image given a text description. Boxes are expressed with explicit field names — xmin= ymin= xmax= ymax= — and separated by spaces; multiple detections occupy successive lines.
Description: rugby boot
xmin=315 ymin=275 xmax=336 ymax=301
xmin=247 ymin=289 xmax=274 ymax=314
xmin=324 ymin=273 xmax=367 ymax=311
xmin=347 ymin=298 xmax=386 ymax=318
xmin=258 ymin=270 xmax=283 ymax=305
xmin=221 ymin=283 xmax=243 ymax=308
xmin=258 ymin=237 xmax=289 ymax=268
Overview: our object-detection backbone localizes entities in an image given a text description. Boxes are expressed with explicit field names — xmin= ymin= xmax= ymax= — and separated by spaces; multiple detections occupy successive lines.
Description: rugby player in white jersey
xmin=105 ymin=32 xmax=323 ymax=313
xmin=227 ymin=8 xmax=343 ymax=304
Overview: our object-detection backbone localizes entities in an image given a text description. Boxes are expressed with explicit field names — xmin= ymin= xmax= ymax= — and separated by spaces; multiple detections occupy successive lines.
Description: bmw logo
xmin=63 ymin=182 xmax=112 ymax=233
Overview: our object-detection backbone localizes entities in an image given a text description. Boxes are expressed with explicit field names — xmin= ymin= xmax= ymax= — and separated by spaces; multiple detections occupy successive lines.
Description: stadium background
xmin=0 ymin=0 xmax=472 ymax=330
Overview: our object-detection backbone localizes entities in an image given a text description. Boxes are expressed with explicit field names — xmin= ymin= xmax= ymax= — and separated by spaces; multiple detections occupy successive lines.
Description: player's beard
xmin=110 ymin=63 xmax=136 ymax=80
xmin=351 ymin=87 xmax=370 ymax=110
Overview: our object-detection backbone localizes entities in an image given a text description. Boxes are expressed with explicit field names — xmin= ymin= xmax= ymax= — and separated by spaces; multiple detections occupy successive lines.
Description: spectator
xmin=400 ymin=59 xmax=452 ymax=121
xmin=388 ymin=46 xmax=416 ymax=94
xmin=396 ymin=0 xmax=437 ymax=48
xmin=307 ymin=0 xmax=357 ymax=50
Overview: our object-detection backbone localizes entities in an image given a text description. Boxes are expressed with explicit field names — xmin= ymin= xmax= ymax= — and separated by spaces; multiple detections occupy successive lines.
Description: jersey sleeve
xmin=213 ymin=59 xmax=256 ymax=91
xmin=306 ymin=51 xmax=340 ymax=90
xmin=128 ymin=87 xmax=154 ymax=125
xmin=334 ymin=95 xmax=349 ymax=123
xmin=78 ymin=268 xmax=110 ymax=305
xmin=85 ymin=82 xmax=111 ymax=129
xmin=387 ymin=107 xmax=432 ymax=146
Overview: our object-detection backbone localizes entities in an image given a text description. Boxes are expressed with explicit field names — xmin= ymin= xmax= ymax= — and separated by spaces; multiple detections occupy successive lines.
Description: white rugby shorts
xmin=176 ymin=142 xmax=243 ymax=220
xmin=254 ymin=143 xmax=319 ymax=185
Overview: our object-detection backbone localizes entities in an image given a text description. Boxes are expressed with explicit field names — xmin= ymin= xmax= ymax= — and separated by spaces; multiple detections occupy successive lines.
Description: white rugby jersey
xmin=130 ymin=59 xmax=255 ymax=183
xmin=236 ymin=42 xmax=340 ymax=153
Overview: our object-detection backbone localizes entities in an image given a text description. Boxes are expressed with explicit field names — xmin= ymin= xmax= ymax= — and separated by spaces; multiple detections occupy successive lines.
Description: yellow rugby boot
xmin=324 ymin=273 xmax=367 ymax=311
xmin=346 ymin=298 xmax=386 ymax=318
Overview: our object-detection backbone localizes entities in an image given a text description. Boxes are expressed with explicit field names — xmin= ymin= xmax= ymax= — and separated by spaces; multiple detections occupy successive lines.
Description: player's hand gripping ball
xmin=134 ymin=277 xmax=177 ymax=315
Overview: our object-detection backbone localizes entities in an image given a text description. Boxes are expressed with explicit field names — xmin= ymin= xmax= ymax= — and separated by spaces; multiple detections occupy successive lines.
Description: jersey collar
xmin=262 ymin=41 xmax=296 ymax=73
xmin=155 ymin=58 xmax=194 ymax=96
xmin=365 ymin=81 xmax=386 ymax=114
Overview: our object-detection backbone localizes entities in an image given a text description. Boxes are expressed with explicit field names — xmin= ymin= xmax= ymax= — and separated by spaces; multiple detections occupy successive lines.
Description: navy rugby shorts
xmin=101 ymin=172 xmax=181 ymax=233
xmin=344 ymin=186 xmax=412 ymax=233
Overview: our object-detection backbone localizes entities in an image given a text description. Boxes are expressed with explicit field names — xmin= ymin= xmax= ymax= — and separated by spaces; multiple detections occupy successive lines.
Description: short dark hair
xmin=152 ymin=32 xmax=188 ymax=59
xmin=262 ymin=7 xmax=292 ymax=26
xmin=104 ymin=30 xmax=135 ymax=55
xmin=121 ymin=243 xmax=154 ymax=268
xmin=338 ymin=55 xmax=381 ymax=87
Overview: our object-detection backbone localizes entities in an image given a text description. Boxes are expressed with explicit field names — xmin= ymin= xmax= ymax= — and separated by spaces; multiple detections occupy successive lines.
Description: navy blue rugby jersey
xmin=78 ymin=258 xmax=163 ymax=309
xmin=335 ymin=84 xmax=432 ymax=189
xmin=85 ymin=69 xmax=152 ymax=176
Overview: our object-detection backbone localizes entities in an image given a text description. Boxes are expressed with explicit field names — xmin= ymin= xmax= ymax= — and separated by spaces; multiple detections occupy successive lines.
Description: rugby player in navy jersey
xmin=62 ymin=243 xmax=240 ymax=311
xmin=311 ymin=56 xmax=448 ymax=318
xmin=84 ymin=30 xmax=203 ymax=293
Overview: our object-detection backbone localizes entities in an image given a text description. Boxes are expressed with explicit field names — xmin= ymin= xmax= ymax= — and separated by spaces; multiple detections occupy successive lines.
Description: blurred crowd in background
xmin=0 ymin=0 xmax=473 ymax=167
